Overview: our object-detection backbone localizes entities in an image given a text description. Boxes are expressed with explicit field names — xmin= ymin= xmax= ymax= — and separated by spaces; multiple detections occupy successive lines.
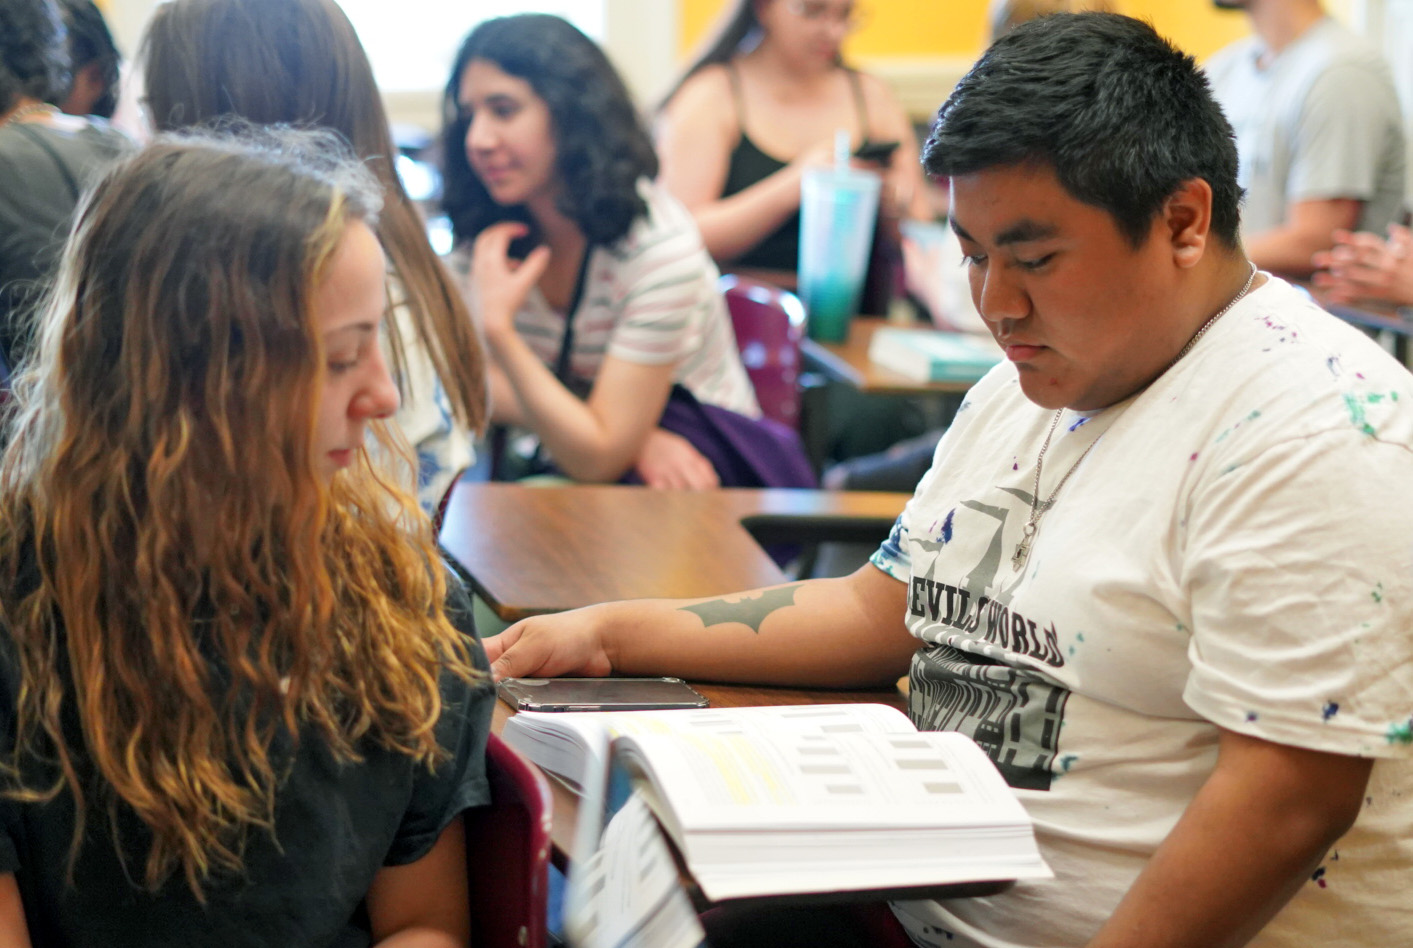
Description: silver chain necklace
xmin=1010 ymin=262 xmax=1258 ymax=572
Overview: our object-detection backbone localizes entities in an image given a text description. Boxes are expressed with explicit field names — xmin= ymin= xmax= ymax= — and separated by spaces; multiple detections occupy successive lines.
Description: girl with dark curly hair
xmin=443 ymin=13 xmax=763 ymax=489
xmin=0 ymin=127 xmax=491 ymax=946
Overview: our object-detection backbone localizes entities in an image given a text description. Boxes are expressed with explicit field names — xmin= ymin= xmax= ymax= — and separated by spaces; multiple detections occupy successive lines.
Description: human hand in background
xmin=1311 ymin=224 xmax=1413 ymax=307
xmin=634 ymin=428 xmax=720 ymax=490
xmin=467 ymin=221 xmax=552 ymax=341
xmin=788 ymin=136 xmax=894 ymax=177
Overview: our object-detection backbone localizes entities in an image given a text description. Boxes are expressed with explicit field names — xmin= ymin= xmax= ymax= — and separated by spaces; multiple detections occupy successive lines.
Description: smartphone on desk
xmin=854 ymin=139 xmax=901 ymax=164
xmin=497 ymin=676 xmax=710 ymax=712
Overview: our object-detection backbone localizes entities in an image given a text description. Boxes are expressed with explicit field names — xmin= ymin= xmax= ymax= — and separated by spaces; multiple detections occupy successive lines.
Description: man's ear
xmin=1163 ymin=178 xmax=1214 ymax=270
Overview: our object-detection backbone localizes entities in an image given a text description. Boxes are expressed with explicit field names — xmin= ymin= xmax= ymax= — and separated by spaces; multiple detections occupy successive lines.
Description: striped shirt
xmin=509 ymin=178 xmax=759 ymax=417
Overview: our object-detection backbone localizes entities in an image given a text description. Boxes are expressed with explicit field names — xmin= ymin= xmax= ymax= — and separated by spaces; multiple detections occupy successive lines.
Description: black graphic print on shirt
xmin=905 ymin=490 xmax=1071 ymax=791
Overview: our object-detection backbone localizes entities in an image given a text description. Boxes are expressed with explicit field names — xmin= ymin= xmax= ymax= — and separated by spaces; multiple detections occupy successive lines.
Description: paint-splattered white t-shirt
xmin=873 ymin=276 xmax=1413 ymax=948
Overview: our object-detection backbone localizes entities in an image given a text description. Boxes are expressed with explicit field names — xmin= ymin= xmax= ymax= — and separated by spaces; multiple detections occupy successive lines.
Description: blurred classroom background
xmin=87 ymin=0 xmax=1323 ymax=125
xmin=89 ymin=0 xmax=1409 ymax=176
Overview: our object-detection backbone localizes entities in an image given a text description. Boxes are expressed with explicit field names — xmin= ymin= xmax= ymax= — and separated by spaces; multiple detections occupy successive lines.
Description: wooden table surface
xmin=802 ymin=317 xmax=978 ymax=396
xmin=440 ymin=483 xmax=909 ymax=622
xmin=492 ymin=680 xmax=909 ymax=863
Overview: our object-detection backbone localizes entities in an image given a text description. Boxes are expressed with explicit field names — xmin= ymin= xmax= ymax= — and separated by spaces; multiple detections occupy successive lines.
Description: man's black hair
xmin=925 ymin=12 xmax=1242 ymax=248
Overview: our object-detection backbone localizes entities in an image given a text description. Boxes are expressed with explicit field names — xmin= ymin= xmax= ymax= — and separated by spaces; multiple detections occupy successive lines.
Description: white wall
xmin=102 ymin=0 xmax=154 ymax=54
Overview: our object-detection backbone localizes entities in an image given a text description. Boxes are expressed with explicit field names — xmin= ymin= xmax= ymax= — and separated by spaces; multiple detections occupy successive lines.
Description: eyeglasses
xmin=786 ymin=0 xmax=868 ymax=33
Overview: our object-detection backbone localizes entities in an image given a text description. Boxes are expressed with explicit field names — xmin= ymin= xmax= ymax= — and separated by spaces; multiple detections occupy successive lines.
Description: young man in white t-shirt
xmin=486 ymin=13 xmax=1413 ymax=948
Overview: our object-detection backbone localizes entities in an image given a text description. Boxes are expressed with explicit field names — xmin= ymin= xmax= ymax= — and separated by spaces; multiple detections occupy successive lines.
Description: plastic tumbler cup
xmin=798 ymin=166 xmax=881 ymax=343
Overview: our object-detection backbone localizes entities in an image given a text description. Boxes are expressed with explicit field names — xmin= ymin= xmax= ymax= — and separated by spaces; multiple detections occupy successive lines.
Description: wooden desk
xmin=492 ymin=680 xmax=908 ymax=864
xmin=440 ymin=483 xmax=909 ymax=622
xmin=802 ymin=317 xmax=976 ymax=396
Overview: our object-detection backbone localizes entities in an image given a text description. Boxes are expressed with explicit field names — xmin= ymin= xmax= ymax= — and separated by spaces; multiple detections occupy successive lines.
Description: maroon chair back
xmin=720 ymin=274 xmax=808 ymax=431
xmin=465 ymin=732 xmax=554 ymax=948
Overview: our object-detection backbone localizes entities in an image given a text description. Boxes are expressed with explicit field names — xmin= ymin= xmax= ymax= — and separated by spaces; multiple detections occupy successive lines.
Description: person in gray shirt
xmin=1205 ymin=0 xmax=1406 ymax=278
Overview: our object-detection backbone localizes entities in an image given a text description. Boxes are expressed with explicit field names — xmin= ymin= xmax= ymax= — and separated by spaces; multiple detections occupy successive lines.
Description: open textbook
xmin=504 ymin=703 xmax=1051 ymax=905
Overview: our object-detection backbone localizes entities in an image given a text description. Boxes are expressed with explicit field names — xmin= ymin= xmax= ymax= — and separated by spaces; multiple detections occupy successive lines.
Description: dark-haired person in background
xmin=443 ymin=14 xmax=762 ymax=489
xmin=486 ymin=13 xmax=1412 ymax=948
xmin=55 ymin=0 xmax=120 ymax=118
xmin=0 ymin=0 xmax=127 ymax=372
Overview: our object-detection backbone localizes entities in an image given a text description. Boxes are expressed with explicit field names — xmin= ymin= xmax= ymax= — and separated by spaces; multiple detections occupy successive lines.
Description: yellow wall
xmin=1123 ymin=1 xmax=1250 ymax=58
xmin=678 ymin=0 xmax=1252 ymax=64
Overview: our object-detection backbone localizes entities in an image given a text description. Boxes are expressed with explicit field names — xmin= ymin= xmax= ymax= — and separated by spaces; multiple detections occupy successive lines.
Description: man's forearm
xmin=612 ymin=567 xmax=918 ymax=688
xmin=488 ymin=565 xmax=917 ymax=687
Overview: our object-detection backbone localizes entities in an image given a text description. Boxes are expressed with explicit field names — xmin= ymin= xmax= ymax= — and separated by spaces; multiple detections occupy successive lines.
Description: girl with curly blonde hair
xmin=0 ymin=127 xmax=490 ymax=947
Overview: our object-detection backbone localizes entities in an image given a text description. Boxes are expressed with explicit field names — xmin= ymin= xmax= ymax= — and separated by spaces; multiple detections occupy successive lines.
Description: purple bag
xmin=624 ymin=385 xmax=817 ymax=490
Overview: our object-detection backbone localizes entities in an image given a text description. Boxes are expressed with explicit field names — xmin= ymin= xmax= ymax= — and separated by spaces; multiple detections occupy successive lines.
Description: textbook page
xmin=503 ymin=702 xmax=917 ymax=792
xmin=619 ymin=729 xmax=1052 ymax=901
xmin=564 ymin=792 xmax=705 ymax=948
xmin=625 ymin=729 xmax=1029 ymax=833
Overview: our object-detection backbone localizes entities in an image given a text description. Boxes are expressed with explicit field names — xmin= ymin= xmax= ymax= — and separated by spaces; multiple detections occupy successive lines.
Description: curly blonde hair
xmin=0 ymin=128 xmax=480 ymax=898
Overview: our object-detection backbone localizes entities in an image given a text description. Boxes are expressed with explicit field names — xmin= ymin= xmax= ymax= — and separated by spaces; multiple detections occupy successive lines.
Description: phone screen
xmin=854 ymin=140 xmax=901 ymax=163
xmin=497 ymin=677 xmax=710 ymax=712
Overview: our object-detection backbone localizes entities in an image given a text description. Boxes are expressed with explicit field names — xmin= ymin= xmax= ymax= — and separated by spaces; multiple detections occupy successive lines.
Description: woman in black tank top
xmin=656 ymin=0 xmax=928 ymax=285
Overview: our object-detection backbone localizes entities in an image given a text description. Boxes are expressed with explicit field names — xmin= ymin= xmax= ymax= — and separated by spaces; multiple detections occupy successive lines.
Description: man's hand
xmin=485 ymin=608 xmax=617 ymax=681
xmin=1312 ymin=224 xmax=1413 ymax=307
